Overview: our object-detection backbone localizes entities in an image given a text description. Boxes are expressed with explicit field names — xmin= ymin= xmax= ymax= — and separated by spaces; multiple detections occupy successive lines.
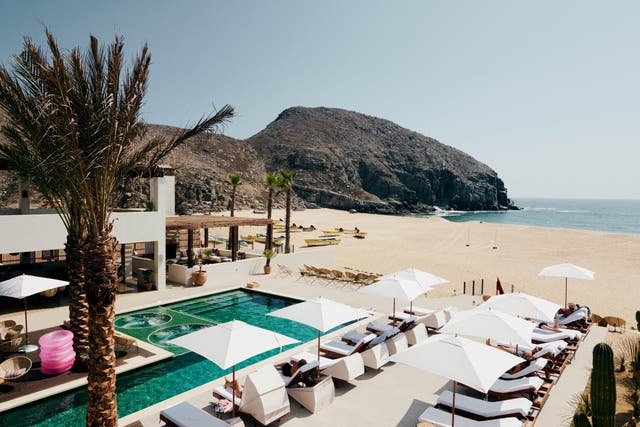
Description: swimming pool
xmin=0 ymin=289 xmax=343 ymax=427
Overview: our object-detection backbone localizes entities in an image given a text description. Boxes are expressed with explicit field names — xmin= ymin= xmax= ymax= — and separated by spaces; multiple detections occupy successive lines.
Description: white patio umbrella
xmin=0 ymin=274 xmax=68 ymax=352
xmin=379 ymin=268 xmax=448 ymax=313
xmin=169 ymin=320 xmax=298 ymax=415
xmin=391 ymin=334 xmax=524 ymax=427
xmin=267 ymin=297 xmax=368 ymax=375
xmin=440 ymin=308 xmax=535 ymax=348
xmin=480 ymin=292 xmax=562 ymax=324
xmin=538 ymin=263 xmax=594 ymax=308
xmin=358 ymin=275 xmax=434 ymax=323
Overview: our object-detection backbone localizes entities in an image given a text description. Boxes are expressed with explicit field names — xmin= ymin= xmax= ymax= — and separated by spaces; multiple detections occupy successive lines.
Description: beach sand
xmin=232 ymin=208 xmax=640 ymax=325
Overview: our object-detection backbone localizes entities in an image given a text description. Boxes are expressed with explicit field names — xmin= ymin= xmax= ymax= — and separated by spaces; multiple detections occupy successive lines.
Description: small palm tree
xmin=225 ymin=174 xmax=242 ymax=250
xmin=262 ymin=173 xmax=278 ymax=250
xmin=278 ymin=170 xmax=297 ymax=253
xmin=0 ymin=31 xmax=234 ymax=426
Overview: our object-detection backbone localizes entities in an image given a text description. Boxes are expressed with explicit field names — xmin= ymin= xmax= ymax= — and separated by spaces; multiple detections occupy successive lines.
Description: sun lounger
xmin=437 ymin=390 xmax=533 ymax=419
xmin=278 ymin=360 xmax=319 ymax=387
xmin=418 ymin=406 xmax=523 ymax=427
xmin=290 ymin=351 xmax=365 ymax=381
xmin=489 ymin=377 xmax=546 ymax=399
xmin=213 ymin=366 xmax=290 ymax=425
xmin=367 ymin=316 xmax=415 ymax=334
xmin=500 ymin=358 xmax=549 ymax=380
xmin=160 ymin=401 xmax=242 ymax=427
xmin=403 ymin=306 xmax=436 ymax=316
xmin=558 ymin=307 xmax=589 ymax=326
xmin=533 ymin=327 xmax=581 ymax=342
xmin=319 ymin=333 xmax=375 ymax=358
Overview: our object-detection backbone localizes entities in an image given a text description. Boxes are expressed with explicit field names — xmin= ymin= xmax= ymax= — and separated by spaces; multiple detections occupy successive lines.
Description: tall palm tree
xmin=278 ymin=170 xmax=297 ymax=254
xmin=0 ymin=31 xmax=234 ymax=426
xmin=225 ymin=174 xmax=242 ymax=250
xmin=262 ymin=173 xmax=278 ymax=251
xmin=0 ymin=42 xmax=90 ymax=368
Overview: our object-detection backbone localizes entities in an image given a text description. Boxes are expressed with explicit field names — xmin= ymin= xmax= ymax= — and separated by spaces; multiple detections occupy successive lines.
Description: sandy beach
xmin=232 ymin=208 xmax=640 ymax=325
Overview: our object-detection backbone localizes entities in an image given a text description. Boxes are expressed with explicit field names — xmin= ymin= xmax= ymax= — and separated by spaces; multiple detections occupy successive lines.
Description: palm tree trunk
xmin=228 ymin=188 xmax=236 ymax=249
xmin=266 ymin=188 xmax=273 ymax=251
xmin=285 ymin=188 xmax=291 ymax=253
xmin=65 ymin=233 xmax=89 ymax=370
xmin=84 ymin=229 xmax=119 ymax=427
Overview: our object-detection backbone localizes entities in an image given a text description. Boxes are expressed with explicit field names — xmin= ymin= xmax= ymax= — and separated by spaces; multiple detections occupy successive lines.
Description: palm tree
xmin=0 ymin=31 xmax=234 ymax=426
xmin=278 ymin=170 xmax=297 ymax=254
xmin=0 ymin=41 xmax=90 ymax=368
xmin=262 ymin=173 xmax=278 ymax=251
xmin=225 ymin=174 xmax=242 ymax=250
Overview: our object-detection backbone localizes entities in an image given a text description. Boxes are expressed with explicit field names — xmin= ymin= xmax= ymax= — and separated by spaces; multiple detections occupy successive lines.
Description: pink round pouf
xmin=39 ymin=329 xmax=75 ymax=375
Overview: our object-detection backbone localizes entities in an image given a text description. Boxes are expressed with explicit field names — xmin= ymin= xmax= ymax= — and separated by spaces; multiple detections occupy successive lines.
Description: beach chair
xmin=366 ymin=316 xmax=416 ymax=335
xmin=213 ymin=366 xmax=290 ymax=425
xmin=160 ymin=401 xmax=242 ymax=427
xmin=290 ymin=351 xmax=365 ymax=381
xmin=419 ymin=406 xmax=524 ymax=427
xmin=532 ymin=328 xmax=581 ymax=343
xmin=436 ymin=390 xmax=533 ymax=420
xmin=319 ymin=332 xmax=375 ymax=358
xmin=277 ymin=360 xmax=320 ymax=386
xmin=340 ymin=330 xmax=391 ymax=369
xmin=489 ymin=377 xmax=548 ymax=400
xmin=278 ymin=360 xmax=335 ymax=413
xmin=276 ymin=264 xmax=294 ymax=278
xmin=500 ymin=358 xmax=549 ymax=380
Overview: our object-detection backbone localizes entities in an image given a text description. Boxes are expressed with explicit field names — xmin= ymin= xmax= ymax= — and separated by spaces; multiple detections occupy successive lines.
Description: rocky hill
xmin=247 ymin=107 xmax=514 ymax=213
xmin=0 ymin=106 xmax=515 ymax=214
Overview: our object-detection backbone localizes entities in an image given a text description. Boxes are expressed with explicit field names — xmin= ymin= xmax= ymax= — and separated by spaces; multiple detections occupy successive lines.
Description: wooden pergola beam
xmin=165 ymin=215 xmax=272 ymax=230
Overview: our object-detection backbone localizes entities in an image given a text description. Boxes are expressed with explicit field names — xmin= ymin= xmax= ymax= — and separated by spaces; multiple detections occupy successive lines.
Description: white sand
xmin=232 ymin=208 xmax=640 ymax=324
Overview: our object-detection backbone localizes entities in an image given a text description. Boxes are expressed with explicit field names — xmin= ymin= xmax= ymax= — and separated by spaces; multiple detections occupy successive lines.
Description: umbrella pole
xmin=317 ymin=330 xmax=321 ymax=378
xmin=451 ymin=381 xmax=456 ymax=427
xmin=564 ymin=277 xmax=568 ymax=309
xmin=232 ymin=366 xmax=236 ymax=417
xmin=23 ymin=298 xmax=30 ymax=349
xmin=392 ymin=298 xmax=396 ymax=326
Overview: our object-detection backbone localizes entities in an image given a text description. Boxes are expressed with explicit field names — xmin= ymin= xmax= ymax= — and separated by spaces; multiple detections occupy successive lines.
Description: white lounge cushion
xmin=558 ymin=308 xmax=588 ymax=325
xmin=404 ymin=306 xmax=436 ymax=316
xmin=213 ymin=386 xmax=242 ymax=406
xmin=291 ymin=352 xmax=337 ymax=370
xmin=490 ymin=377 xmax=544 ymax=394
xmin=319 ymin=340 xmax=357 ymax=356
xmin=437 ymin=390 xmax=532 ymax=418
xmin=341 ymin=330 xmax=373 ymax=344
xmin=160 ymin=401 xmax=231 ymax=427
xmin=501 ymin=358 xmax=548 ymax=380
xmin=419 ymin=406 xmax=523 ymax=427
xmin=533 ymin=327 xmax=581 ymax=341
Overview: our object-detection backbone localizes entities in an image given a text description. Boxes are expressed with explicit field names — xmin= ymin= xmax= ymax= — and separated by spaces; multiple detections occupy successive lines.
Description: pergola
xmin=165 ymin=215 xmax=272 ymax=266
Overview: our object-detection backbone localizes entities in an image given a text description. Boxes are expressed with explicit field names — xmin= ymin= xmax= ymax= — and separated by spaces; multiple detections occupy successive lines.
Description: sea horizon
xmin=414 ymin=197 xmax=640 ymax=235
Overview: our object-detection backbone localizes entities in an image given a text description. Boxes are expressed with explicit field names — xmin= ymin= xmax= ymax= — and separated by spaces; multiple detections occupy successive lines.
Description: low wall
xmin=167 ymin=249 xmax=335 ymax=285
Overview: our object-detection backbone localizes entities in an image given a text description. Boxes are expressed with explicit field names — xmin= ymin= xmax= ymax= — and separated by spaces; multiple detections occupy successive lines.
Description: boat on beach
xmin=304 ymin=237 xmax=341 ymax=247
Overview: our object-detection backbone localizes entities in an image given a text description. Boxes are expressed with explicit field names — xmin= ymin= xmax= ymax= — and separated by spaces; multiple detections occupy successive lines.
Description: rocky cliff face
xmin=0 ymin=106 xmax=514 ymax=214
xmin=247 ymin=107 xmax=514 ymax=213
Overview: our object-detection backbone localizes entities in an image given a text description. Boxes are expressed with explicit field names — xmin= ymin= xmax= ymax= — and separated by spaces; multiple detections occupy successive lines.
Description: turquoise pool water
xmin=0 ymin=289 xmax=341 ymax=427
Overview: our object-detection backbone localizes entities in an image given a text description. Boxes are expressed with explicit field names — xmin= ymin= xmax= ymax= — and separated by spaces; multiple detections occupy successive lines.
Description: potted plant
xmin=138 ymin=268 xmax=154 ymax=291
xmin=191 ymin=254 xmax=208 ymax=286
xmin=263 ymin=249 xmax=276 ymax=274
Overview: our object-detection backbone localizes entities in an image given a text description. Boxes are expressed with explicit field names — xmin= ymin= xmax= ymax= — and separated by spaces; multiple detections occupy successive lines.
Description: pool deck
xmin=0 ymin=272 xmax=606 ymax=426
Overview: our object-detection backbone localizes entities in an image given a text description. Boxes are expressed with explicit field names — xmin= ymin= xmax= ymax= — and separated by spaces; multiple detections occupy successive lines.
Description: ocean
xmin=422 ymin=198 xmax=640 ymax=235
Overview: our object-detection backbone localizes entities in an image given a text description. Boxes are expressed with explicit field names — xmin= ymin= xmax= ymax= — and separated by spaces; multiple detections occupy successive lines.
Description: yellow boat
xmin=334 ymin=228 xmax=364 ymax=234
xmin=304 ymin=238 xmax=341 ymax=247
xmin=242 ymin=235 xmax=284 ymax=244
xmin=322 ymin=230 xmax=343 ymax=235
xmin=353 ymin=232 xmax=367 ymax=239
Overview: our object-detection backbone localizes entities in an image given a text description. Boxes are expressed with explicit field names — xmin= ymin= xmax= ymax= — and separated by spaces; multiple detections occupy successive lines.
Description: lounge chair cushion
xmin=160 ymin=401 xmax=231 ymax=427
xmin=501 ymin=358 xmax=548 ymax=380
xmin=291 ymin=352 xmax=337 ymax=370
xmin=342 ymin=330 xmax=372 ymax=344
xmin=490 ymin=377 xmax=544 ymax=394
xmin=419 ymin=406 xmax=523 ymax=426
xmin=437 ymin=390 xmax=532 ymax=418
xmin=278 ymin=360 xmax=319 ymax=386
xmin=213 ymin=386 xmax=242 ymax=406
xmin=404 ymin=306 xmax=436 ymax=316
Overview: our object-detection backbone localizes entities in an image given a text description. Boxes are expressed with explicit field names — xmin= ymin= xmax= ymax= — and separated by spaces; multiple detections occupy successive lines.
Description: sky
xmin=1 ymin=1 xmax=639 ymax=199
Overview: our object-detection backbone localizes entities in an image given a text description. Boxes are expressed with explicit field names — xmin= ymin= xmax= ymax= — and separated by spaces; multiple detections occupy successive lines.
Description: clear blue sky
xmin=2 ymin=1 xmax=639 ymax=199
